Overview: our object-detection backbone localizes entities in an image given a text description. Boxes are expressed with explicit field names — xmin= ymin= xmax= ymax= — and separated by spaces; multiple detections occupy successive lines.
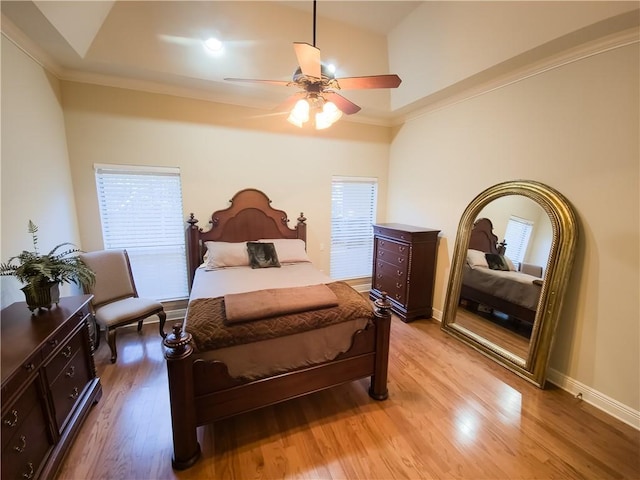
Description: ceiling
xmin=2 ymin=1 xmax=638 ymax=126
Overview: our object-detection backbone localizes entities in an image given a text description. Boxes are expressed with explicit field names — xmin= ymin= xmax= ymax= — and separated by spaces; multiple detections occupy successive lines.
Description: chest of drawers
xmin=370 ymin=224 xmax=440 ymax=322
xmin=1 ymin=295 xmax=102 ymax=480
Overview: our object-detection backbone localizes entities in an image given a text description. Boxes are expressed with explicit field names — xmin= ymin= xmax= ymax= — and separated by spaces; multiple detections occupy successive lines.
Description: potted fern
xmin=0 ymin=221 xmax=95 ymax=312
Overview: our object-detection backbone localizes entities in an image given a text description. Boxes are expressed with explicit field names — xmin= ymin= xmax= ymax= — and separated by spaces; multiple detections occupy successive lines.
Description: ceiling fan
xmin=224 ymin=0 xmax=402 ymax=128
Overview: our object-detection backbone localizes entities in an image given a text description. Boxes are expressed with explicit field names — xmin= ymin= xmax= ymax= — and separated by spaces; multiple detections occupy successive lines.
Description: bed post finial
xmin=186 ymin=214 xmax=201 ymax=290
xmin=296 ymin=212 xmax=307 ymax=243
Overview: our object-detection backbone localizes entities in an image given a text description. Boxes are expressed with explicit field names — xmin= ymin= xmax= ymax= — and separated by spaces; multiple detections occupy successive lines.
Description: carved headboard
xmin=468 ymin=218 xmax=504 ymax=255
xmin=185 ymin=189 xmax=307 ymax=287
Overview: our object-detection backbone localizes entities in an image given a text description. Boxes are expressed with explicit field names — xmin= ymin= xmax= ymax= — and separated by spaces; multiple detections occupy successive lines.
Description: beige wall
xmin=1 ymin=37 xmax=83 ymax=308
xmin=61 ymin=82 xmax=390 ymax=276
xmin=386 ymin=43 xmax=639 ymax=411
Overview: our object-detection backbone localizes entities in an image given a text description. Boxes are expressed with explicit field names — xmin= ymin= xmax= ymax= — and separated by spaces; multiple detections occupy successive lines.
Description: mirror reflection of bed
xmin=452 ymin=197 xmax=551 ymax=361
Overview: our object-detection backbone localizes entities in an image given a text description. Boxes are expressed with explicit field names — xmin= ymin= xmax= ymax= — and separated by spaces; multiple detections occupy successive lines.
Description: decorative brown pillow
xmin=246 ymin=242 xmax=281 ymax=269
xmin=485 ymin=253 xmax=510 ymax=271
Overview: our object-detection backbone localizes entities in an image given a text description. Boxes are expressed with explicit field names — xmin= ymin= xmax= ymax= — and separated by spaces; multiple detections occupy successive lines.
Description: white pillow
xmin=466 ymin=249 xmax=489 ymax=269
xmin=259 ymin=238 xmax=310 ymax=264
xmin=204 ymin=241 xmax=250 ymax=269
xmin=504 ymin=256 xmax=517 ymax=271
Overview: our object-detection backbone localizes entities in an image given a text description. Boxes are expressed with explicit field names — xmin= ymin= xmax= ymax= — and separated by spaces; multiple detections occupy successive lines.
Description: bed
xmin=460 ymin=218 xmax=542 ymax=325
xmin=163 ymin=188 xmax=392 ymax=469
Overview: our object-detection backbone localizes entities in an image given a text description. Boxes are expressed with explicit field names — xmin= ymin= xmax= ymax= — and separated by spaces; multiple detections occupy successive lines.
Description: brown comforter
xmin=185 ymin=281 xmax=372 ymax=353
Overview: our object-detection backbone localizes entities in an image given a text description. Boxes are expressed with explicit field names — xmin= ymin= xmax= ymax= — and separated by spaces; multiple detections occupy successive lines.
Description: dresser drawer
xmin=373 ymin=267 xmax=407 ymax=304
xmin=1 ymin=381 xmax=42 ymax=451
xmin=1 ymin=387 xmax=52 ymax=480
xmin=40 ymin=309 xmax=90 ymax=361
xmin=1 ymin=352 xmax=44 ymax=407
xmin=376 ymin=244 xmax=409 ymax=267
xmin=376 ymin=238 xmax=409 ymax=256
xmin=374 ymin=260 xmax=408 ymax=285
xmin=44 ymin=328 xmax=87 ymax=387
xmin=48 ymin=351 xmax=91 ymax=432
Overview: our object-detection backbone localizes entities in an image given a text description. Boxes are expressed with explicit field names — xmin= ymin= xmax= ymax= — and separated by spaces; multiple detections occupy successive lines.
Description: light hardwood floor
xmin=56 ymin=316 xmax=639 ymax=479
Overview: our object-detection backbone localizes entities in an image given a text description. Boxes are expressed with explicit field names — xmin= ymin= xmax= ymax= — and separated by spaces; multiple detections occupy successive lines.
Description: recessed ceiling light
xmin=204 ymin=37 xmax=223 ymax=52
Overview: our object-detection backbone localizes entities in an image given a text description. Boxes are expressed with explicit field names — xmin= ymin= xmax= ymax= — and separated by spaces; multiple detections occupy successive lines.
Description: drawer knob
xmin=14 ymin=435 xmax=26 ymax=453
xmin=395 ymin=293 xmax=401 ymax=300
xmin=23 ymin=462 xmax=34 ymax=480
xmin=399 ymin=246 xmax=406 ymax=252
xmin=23 ymin=363 xmax=35 ymax=372
xmin=396 ymin=283 xmax=403 ymax=289
xmin=65 ymin=366 xmax=76 ymax=378
xmin=380 ymin=240 xmax=385 ymax=246
xmin=398 ymin=257 xmax=405 ymax=263
xmin=69 ymin=387 xmax=80 ymax=400
xmin=49 ymin=339 xmax=59 ymax=347
xmin=379 ymin=251 xmax=385 ymax=256
xmin=4 ymin=409 xmax=19 ymax=427
xmin=396 ymin=270 xmax=403 ymax=276
xmin=61 ymin=345 xmax=73 ymax=358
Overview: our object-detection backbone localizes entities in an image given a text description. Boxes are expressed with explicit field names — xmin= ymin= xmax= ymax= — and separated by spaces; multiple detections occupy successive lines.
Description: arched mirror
xmin=441 ymin=180 xmax=577 ymax=388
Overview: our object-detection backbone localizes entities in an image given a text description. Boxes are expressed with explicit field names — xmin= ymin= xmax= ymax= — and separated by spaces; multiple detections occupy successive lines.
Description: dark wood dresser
xmin=1 ymin=295 xmax=102 ymax=480
xmin=370 ymin=223 xmax=440 ymax=322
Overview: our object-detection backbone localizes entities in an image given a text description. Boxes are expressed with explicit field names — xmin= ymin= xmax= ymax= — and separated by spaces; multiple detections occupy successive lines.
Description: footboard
xmin=164 ymin=295 xmax=391 ymax=470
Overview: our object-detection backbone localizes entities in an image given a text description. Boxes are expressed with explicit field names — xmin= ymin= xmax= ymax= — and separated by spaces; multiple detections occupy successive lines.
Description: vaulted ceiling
xmin=2 ymin=1 xmax=638 ymax=125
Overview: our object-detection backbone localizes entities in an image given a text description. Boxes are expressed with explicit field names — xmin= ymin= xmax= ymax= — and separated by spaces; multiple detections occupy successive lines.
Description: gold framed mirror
xmin=441 ymin=180 xmax=577 ymax=388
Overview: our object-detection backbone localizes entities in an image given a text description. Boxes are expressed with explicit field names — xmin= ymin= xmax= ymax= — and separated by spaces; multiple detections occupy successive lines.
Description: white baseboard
xmin=547 ymin=368 xmax=640 ymax=430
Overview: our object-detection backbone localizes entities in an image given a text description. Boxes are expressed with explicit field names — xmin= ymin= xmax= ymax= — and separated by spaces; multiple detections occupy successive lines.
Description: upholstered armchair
xmin=79 ymin=249 xmax=167 ymax=363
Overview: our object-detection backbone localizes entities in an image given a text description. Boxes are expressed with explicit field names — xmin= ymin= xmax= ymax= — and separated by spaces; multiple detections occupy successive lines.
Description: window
xmin=330 ymin=177 xmax=378 ymax=280
xmin=503 ymin=216 xmax=534 ymax=266
xmin=94 ymin=164 xmax=188 ymax=301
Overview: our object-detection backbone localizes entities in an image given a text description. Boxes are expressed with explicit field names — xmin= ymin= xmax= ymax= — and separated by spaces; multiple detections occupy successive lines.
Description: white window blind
xmin=503 ymin=216 xmax=534 ymax=266
xmin=330 ymin=177 xmax=378 ymax=280
xmin=94 ymin=164 xmax=189 ymax=301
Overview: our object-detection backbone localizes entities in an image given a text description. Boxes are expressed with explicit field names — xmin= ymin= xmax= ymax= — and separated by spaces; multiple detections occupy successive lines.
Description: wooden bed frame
xmin=164 ymin=188 xmax=392 ymax=470
xmin=461 ymin=218 xmax=537 ymax=324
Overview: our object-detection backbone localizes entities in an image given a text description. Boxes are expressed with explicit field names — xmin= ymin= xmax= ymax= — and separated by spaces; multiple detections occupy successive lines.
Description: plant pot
xmin=21 ymin=282 xmax=60 ymax=312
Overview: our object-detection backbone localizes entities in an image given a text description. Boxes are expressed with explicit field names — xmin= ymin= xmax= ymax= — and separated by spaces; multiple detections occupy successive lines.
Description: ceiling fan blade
xmin=224 ymin=78 xmax=291 ymax=87
xmin=336 ymin=74 xmax=402 ymax=90
xmin=293 ymin=42 xmax=321 ymax=80
xmin=323 ymin=92 xmax=361 ymax=115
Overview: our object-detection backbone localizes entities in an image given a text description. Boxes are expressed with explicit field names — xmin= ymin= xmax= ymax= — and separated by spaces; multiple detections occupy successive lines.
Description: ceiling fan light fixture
xmin=315 ymin=101 xmax=342 ymax=129
xmin=287 ymin=99 xmax=310 ymax=127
